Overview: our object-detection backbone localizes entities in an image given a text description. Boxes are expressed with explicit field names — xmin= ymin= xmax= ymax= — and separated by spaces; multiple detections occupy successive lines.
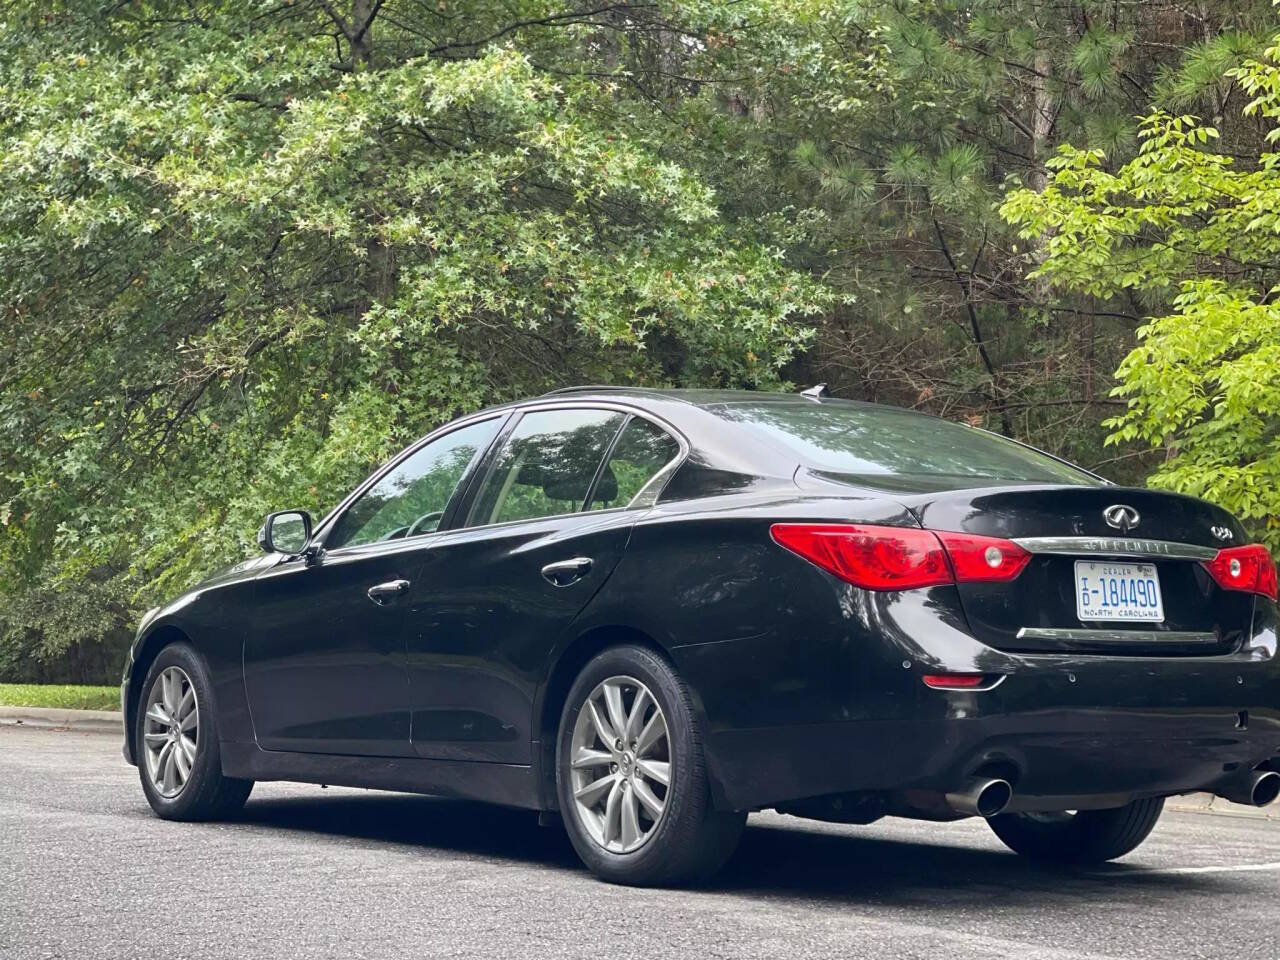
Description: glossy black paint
xmin=246 ymin=540 xmax=421 ymax=756
xmin=404 ymin=509 xmax=634 ymax=763
xmin=122 ymin=388 xmax=1280 ymax=820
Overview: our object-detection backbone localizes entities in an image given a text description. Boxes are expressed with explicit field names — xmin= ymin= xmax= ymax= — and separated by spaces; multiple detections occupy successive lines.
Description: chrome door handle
xmin=541 ymin=557 xmax=593 ymax=587
xmin=367 ymin=579 xmax=410 ymax=604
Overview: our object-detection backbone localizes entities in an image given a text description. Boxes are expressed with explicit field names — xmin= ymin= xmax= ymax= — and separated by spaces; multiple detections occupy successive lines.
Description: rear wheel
xmin=136 ymin=643 xmax=253 ymax=821
xmin=987 ymin=799 xmax=1164 ymax=863
xmin=556 ymin=645 xmax=745 ymax=886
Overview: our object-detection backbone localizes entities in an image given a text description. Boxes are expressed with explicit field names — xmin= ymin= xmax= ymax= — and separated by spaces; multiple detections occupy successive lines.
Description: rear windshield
xmin=713 ymin=401 xmax=1096 ymax=487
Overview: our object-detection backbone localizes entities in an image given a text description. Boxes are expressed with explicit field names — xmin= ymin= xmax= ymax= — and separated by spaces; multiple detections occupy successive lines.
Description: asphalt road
xmin=3 ymin=727 xmax=1278 ymax=960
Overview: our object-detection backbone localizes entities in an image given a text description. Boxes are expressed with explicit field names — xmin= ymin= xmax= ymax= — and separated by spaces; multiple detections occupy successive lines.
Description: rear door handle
xmin=367 ymin=579 xmax=410 ymax=604
xmin=541 ymin=557 xmax=593 ymax=587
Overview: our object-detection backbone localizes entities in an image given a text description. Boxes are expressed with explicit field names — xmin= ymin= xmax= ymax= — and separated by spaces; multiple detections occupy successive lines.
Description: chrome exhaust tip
xmin=1217 ymin=770 xmax=1280 ymax=808
xmin=945 ymin=777 xmax=1013 ymax=818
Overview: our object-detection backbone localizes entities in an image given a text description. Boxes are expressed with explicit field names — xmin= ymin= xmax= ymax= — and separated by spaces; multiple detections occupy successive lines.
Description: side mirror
xmin=257 ymin=510 xmax=313 ymax=555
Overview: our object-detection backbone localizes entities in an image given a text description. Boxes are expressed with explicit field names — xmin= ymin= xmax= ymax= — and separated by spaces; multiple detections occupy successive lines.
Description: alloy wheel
xmin=569 ymin=675 xmax=671 ymax=853
xmin=142 ymin=666 xmax=199 ymax=798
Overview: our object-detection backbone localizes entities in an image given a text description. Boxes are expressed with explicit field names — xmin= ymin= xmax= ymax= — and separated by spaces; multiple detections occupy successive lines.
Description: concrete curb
xmin=0 ymin=709 xmax=1273 ymax=821
xmin=1167 ymin=792 xmax=1279 ymax=821
xmin=0 ymin=705 xmax=122 ymax=736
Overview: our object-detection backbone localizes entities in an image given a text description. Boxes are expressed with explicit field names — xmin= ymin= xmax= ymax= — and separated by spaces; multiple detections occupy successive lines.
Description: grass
xmin=0 ymin=683 xmax=119 ymax=711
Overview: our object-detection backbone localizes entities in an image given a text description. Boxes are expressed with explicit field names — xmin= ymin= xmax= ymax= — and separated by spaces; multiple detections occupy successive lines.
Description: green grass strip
xmin=0 ymin=683 xmax=119 ymax=711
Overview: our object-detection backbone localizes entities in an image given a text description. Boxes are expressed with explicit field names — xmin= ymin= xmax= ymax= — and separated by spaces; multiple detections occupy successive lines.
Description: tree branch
xmin=931 ymin=214 xmax=1014 ymax=436
xmin=427 ymin=4 xmax=655 ymax=57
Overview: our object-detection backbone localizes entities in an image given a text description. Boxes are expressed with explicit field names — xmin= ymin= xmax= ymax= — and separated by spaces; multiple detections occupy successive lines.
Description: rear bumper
xmin=705 ymin=705 xmax=1280 ymax=812
xmin=674 ymin=585 xmax=1280 ymax=813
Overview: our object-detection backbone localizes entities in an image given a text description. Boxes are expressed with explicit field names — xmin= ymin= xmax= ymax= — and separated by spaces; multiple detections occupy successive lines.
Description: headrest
xmin=536 ymin=462 xmax=617 ymax=503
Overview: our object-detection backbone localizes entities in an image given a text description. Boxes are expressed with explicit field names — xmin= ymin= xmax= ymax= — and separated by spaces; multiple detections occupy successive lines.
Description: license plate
xmin=1074 ymin=560 xmax=1164 ymax=622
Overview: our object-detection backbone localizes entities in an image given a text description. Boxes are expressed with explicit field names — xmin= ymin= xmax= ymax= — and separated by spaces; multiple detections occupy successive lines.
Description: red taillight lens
xmin=770 ymin=523 xmax=952 ymax=590
xmin=934 ymin=532 xmax=1031 ymax=583
xmin=1202 ymin=544 xmax=1279 ymax=601
xmin=769 ymin=523 xmax=1031 ymax=591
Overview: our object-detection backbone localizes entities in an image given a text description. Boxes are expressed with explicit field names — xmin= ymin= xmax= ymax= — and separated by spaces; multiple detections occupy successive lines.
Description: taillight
xmin=769 ymin=523 xmax=1030 ymax=591
xmin=1202 ymin=544 xmax=1278 ymax=601
xmin=769 ymin=523 xmax=951 ymax=590
xmin=934 ymin=532 xmax=1031 ymax=583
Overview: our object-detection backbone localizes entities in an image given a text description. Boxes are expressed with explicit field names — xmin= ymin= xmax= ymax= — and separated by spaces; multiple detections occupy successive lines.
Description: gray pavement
xmin=2 ymin=726 xmax=1278 ymax=960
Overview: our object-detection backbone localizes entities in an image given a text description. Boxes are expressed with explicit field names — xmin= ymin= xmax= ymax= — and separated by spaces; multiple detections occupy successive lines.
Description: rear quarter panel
xmin=571 ymin=491 xmax=944 ymax=731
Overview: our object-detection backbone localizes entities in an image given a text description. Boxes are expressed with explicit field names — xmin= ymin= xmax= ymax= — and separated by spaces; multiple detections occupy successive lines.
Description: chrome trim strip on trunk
xmin=1011 ymin=536 xmax=1218 ymax=561
xmin=1015 ymin=627 xmax=1219 ymax=646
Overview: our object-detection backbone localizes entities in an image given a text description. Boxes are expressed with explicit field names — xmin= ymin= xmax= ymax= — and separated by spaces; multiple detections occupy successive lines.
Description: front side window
xmin=586 ymin=417 xmax=681 ymax=510
xmin=327 ymin=418 xmax=500 ymax=549
xmin=469 ymin=409 xmax=625 ymax=526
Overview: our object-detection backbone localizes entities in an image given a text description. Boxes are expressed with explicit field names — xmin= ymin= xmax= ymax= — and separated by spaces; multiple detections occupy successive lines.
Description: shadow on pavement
xmin=720 ymin=819 xmax=1219 ymax=901
xmin=240 ymin=792 xmax=580 ymax=867
xmin=236 ymin=791 xmax=1224 ymax=903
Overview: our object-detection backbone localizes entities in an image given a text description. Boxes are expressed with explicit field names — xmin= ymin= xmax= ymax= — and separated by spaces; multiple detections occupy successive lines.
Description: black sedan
xmin=121 ymin=387 xmax=1280 ymax=885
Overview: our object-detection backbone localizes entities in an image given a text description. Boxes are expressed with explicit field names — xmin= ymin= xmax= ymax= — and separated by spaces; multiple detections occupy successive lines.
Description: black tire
xmin=987 ymin=799 xmax=1164 ymax=863
xmin=555 ymin=645 xmax=746 ymax=886
xmin=135 ymin=642 xmax=254 ymax=821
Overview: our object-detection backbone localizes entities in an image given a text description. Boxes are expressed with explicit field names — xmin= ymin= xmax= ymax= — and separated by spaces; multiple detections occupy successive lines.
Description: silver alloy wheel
xmin=569 ymin=675 xmax=671 ymax=854
xmin=142 ymin=666 xmax=199 ymax=799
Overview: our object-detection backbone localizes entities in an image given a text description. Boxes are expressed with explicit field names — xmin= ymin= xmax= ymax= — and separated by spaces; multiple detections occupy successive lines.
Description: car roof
xmin=536 ymin=385 xmax=884 ymax=411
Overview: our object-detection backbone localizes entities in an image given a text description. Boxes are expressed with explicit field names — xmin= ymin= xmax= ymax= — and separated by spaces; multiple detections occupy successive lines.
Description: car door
xmin=404 ymin=407 xmax=684 ymax=764
xmin=243 ymin=416 xmax=504 ymax=757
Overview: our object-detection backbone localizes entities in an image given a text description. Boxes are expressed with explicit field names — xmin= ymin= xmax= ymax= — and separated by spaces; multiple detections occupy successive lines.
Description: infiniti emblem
xmin=1103 ymin=504 xmax=1140 ymax=533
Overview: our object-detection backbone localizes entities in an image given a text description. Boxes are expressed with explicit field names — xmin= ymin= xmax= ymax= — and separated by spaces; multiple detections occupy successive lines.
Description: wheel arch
xmin=124 ymin=623 xmax=194 ymax=764
xmin=534 ymin=623 xmax=725 ymax=811
xmin=534 ymin=625 xmax=666 ymax=809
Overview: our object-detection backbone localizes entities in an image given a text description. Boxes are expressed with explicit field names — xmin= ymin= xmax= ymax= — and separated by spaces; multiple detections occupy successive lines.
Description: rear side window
xmin=715 ymin=402 xmax=1095 ymax=487
xmin=587 ymin=417 xmax=681 ymax=510
xmin=469 ymin=409 xmax=626 ymax=525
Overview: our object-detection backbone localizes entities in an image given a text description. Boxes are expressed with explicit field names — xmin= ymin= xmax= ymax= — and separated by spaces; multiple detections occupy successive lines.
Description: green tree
xmin=677 ymin=0 xmax=1275 ymax=462
xmin=1002 ymin=27 xmax=1280 ymax=548
xmin=0 ymin=0 xmax=825 ymax=677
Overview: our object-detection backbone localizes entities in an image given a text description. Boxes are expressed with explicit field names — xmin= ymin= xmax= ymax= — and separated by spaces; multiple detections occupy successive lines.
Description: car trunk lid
xmin=904 ymin=485 xmax=1254 ymax=656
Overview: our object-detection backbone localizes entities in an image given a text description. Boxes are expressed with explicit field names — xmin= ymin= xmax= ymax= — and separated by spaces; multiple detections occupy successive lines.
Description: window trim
xmin=310 ymin=413 xmax=511 ymax=556
xmin=452 ymin=401 xmax=688 ymax=534
xmin=581 ymin=414 xmax=633 ymax=511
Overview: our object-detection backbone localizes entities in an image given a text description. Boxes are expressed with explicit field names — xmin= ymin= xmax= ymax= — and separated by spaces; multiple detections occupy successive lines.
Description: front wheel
xmin=987 ymin=799 xmax=1164 ymax=863
xmin=136 ymin=642 xmax=253 ymax=821
xmin=556 ymin=645 xmax=745 ymax=886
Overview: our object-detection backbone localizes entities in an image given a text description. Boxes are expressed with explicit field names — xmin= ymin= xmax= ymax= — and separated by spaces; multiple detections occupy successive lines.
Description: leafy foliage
xmin=0 ymin=1 xmax=826 ymax=677
xmin=669 ymin=0 xmax=1277 ymax=459
xmin=1002 ymin=34 xmax=1280 ymax=548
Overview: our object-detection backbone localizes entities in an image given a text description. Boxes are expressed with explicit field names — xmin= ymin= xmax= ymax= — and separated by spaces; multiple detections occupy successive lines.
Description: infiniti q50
xmin=121 ymin=387 xmax=1280 ymax=885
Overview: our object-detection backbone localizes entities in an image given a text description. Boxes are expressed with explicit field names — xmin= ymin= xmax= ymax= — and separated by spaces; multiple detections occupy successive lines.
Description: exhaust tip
xmin=975 ymin=779 xmax=1013 ymax=818
xmin=945 ymin=777 xmax=1013 ymax=818
xmin=1252 ymin=771 xmax=1280 ymax=807
xmin=1216 ymin=769 xmax=1280 ymax=807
